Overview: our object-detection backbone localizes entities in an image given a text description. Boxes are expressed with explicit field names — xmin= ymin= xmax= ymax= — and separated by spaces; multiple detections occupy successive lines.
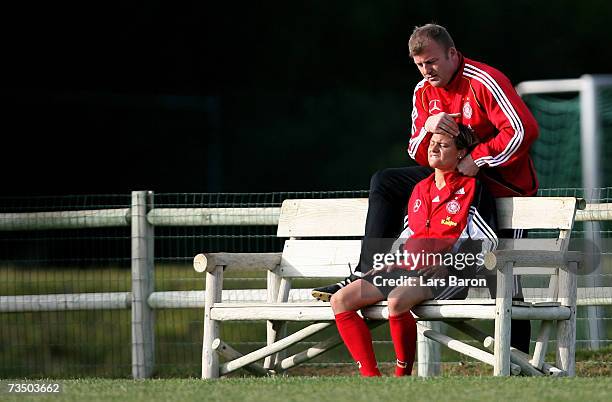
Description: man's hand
xmin=420 ymin=265 xmax=449 ymax=280
xmin=457 ymin=153 xmax=480 ymax=176
xmin=424 ymin=112 xmax=461 ymax=137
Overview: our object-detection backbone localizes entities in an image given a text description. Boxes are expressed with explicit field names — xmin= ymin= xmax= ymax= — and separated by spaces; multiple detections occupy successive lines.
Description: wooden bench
xmin=194 ymin=196 xmax=584 ymax=378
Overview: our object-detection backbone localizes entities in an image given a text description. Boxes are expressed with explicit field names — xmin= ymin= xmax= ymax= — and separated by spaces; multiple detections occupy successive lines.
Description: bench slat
xmin=210 ymin=304 xmax=570 ymax=321
xmin=495 ymin=197 xmax=577 ymax=230
xmin=276 ymin=197 xmax=579 ymax=237
xmin=212 ymin=299 xmax=561 ymax=307
xmin=280 ymin=240 xmax=578 ymax=278
xmin=280 ymin=240 xmax=361 ymax=277
xmin=277 ymin=198 xmax=368 ymax=237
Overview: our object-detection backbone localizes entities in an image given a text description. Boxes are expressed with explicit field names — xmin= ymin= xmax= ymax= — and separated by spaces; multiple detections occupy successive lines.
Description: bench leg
xmin=556 ymin=262 xmax=577 ymax=376
xmin=273 ymin=278 xmax=292 ymax=367
xmin=494 ymin=261 xmax=513 ymax=376
xmin=417 ymin=321 xmax=440 ymax=377
xmin=264 ymin=270 xmax=282 ymax=370
xmin=202 ymin=266 xmax=223 ymax=379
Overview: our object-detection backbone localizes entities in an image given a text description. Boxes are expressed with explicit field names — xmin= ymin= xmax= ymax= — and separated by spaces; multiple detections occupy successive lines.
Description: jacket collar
xmin=425 ymin=170 xmax=464 ymax=194
xmin=442 ymin=52 xmax=465 ymax=92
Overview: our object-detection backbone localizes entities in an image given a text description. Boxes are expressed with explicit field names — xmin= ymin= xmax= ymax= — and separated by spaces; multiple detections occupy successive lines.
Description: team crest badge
xmin=463 ymin=102 xmax=473 ymax=119
xmin=413 ymin=199 xmax=422 ymax=212
xmin=446 ymin=200 xmax=461 ymax=214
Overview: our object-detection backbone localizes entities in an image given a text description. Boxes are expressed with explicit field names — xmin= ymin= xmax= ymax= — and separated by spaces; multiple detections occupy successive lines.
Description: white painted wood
xmin=194 ymin=252 xmax=282 ymax=273
xmin=279 ymin=240 xmax=361 ymax=277
xmin=209 ymin=299 xmax=560 ymax=307
xmin=148 ymin=207 xmax=280 ymax=226
xmin=264 ymin=270 xmax=282 ymax=370
xmin=220 ymin=323 xmax=331 ymax=375
xmin=131 ymin=191 xmax=155 ymax=380
xmin=494 ymin=261 xmax=513 ymax=376
xmin=483 ymin=250 xmax=582 ymax=270
xmin=210 ymin=303 xmax=570 ymax=321
xmin=276 ymin=321 xmax=385 ymax=371
xmin=483 ymin=337 xmax=543 ymax=376
xmin=202 ymin=266 xmax=223 ymax=379
xmin=497 ymin=237 xmax=563 ymax=251
xmin=0 ymin=292 xmax=131 ymax=312
xmin=495 ymin=197 xmax=577 ymax=230
xmin=531 ymin=275 xmax=559 ymax=370
xmin=556 ymin=262 xmax=578 ymax=376
xmin=452 ymin=322 xmax=553 ymax=377
xmin=417 ymin=321 xmax=441 ymax=377
xmin=147 ymin=291 xmax=206 ymax=308
xmin=277 ymin=199 xmax=368 ymax=237
xmin=0 ymin=208 xmax=130 ymax=230
xmin=193 ymin=254 xmax=208 ymax=273
xmin=277 ymin=333 xmax=343 ymax=372
xmin=523 ymin=287 xmax=611 ymax=305
xmin=417 ymin=324 xmax=521 ymax=375
xmin=279 ymin=246 xmax=577 ymax=280
xmin=273 ymin=278 xmax=292 ymax=367
xmin=211 ymin=339 xmax=269 ymax=376
xmin=531 ymin=321 xmax=553 ymax=370
xmin=484 ymin=336 xmax=565 ymax=376
xmin=512 ymin=267 xmax=558 ymax=275
xmin=575 ymin=203 xmax=612 ymax=221
xmin=133 ymin=287 xmax=611 ymax=309
xmin=276 ymin=197 xmax=579 ymax=237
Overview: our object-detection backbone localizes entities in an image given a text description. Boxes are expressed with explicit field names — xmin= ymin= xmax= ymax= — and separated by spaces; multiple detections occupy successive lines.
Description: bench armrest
xmin=194 ymin=252 xmax=282 ymax=273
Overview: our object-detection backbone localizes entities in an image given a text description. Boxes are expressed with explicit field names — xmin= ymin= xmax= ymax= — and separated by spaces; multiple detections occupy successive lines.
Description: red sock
xmin=335 ymin=311 xmax=381 ymax=377
xmin=389 ymin=312 xmax=417 ymax=376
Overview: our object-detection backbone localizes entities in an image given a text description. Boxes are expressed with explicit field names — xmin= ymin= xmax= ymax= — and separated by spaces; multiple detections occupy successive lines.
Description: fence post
xmin=131 ymin=190 xmax=155 ymax=378
xmin=417 ymin=321 xmax=441 ymax=376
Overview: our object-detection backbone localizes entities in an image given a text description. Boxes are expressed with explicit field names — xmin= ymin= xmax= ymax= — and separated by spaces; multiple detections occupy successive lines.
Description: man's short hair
xmin=408 ymin=24 xmax=455 ymax=57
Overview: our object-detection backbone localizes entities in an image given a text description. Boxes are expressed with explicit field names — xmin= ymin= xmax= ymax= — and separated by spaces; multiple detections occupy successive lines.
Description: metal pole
xmin=131 ymin=190 xmax=155 ymax=378
xmin=580 ymin=75 xmax=605 ymax=350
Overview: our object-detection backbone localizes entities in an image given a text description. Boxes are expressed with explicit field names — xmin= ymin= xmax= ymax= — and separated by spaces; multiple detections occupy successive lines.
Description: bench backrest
xmin=277 ymin=197 xmax=579 ymax=278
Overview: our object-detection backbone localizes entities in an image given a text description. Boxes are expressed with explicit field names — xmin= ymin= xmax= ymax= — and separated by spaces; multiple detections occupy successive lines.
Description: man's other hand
xmin=457 ymin=154 xmax=480 ymax=176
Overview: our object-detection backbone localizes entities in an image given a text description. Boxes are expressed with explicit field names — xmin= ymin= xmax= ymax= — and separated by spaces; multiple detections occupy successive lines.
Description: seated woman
xmin=331 ymin=125 xmax=498 ymax=377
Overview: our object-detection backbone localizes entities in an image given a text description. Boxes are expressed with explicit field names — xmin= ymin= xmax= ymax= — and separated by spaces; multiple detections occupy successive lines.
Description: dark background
xmin=3 ymin=0 xmax=612 ymax=195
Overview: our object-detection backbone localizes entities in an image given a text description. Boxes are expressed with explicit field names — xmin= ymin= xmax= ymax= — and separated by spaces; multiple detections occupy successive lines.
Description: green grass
xmin=3 ymin=377 xmax=612 ymax=402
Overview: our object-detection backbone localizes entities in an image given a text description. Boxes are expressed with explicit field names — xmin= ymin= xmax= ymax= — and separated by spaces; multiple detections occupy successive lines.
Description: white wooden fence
xmin=0 ymin=191 xmax=611 ymax=378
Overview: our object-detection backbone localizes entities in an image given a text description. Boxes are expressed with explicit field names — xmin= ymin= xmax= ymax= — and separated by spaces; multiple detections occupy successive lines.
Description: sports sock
xmin=334 ymin=311 xmax=381 ymax=377
xmin=388 ymin=312 xmax=417 ymax=376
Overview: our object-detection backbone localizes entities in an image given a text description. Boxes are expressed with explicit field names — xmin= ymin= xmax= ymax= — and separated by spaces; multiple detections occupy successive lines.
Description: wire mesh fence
xmin=0 ymin=189 xmax=610 ymax=378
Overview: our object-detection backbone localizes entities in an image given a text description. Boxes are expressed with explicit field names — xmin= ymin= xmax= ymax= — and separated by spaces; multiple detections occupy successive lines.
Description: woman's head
xmin=427 ymin=124 xmax=478 ymax=171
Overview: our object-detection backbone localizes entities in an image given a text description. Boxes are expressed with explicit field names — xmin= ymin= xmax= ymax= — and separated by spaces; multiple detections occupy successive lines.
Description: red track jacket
xmin=407 ymin=54 xmax=539 ymax=197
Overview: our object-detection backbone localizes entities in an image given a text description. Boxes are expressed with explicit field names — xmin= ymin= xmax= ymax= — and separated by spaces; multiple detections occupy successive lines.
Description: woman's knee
xmin=387 ymin=297 xmax=413 ymax=316
xmin=330 ymin=289 xmax=349 ymax=313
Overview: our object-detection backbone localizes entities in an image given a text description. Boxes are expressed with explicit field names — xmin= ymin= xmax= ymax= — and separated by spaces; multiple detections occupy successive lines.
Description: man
xmin=312 ymin=23 xmax=539 ymax=353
